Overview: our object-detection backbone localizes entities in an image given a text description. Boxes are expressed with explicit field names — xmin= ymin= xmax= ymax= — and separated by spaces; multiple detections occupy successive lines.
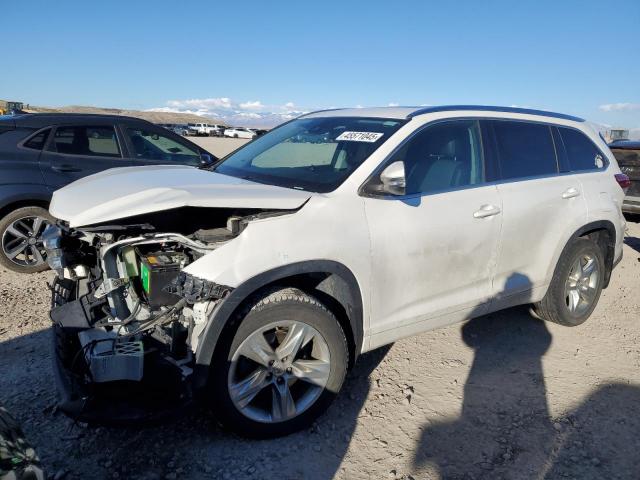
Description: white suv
xmin=187 ymin=123 xmax=224 ymax=136
xmin=45 ymin=106 xmax=627 ymax=437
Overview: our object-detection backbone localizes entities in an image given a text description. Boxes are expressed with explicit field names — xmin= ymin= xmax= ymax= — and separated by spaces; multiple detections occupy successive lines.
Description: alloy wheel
xmin=564 ymin=253 xmax=599 ymax=316
xmin=1 ymin=216 xmax=50 ymax=267
xmin=228 ymin=320 xmax=331 ymax=423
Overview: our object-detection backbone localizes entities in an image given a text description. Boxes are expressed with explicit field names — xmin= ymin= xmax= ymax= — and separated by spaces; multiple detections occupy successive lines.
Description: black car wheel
xmin=533 ymin=237 xmax=605 ymax=326
xmin=210 ymin=288 xmax=349 ymax=438
xmin=0 ymin=206 xmax=54 ymax=274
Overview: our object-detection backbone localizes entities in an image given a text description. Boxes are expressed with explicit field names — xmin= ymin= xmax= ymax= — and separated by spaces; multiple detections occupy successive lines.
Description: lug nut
xmin=286 ymin=367 xmax=292 ymax=374
xmin=276 ymin=377 xmax=283 ymax=384
xmin=268 ymin=360 xmax=275 ymax=366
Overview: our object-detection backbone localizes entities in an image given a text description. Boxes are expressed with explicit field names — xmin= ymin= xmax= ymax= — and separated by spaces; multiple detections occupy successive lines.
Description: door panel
xmin=494 ymin=176 xmax=586 ymax=296
xmin=488 ymin=120 xmax=588 ymax=298
xmin=364 ymin=186 xmax=502 ymax=336
xmin=363 ymin=119 xmax=502 ymax=337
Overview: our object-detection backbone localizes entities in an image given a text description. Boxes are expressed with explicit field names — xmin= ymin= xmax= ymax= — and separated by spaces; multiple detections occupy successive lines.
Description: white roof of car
xmin=302 ymin=105 xmax=584 ymax=123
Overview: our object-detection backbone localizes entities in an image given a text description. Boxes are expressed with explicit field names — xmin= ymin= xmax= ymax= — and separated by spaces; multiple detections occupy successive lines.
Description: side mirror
xmin=200 ymin=153 xmax=215 ymax=166
xmin=380 ymin=160 xmax=406 ymax=196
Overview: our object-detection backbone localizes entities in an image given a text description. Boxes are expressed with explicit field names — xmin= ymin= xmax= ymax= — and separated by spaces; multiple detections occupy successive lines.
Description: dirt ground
xmin=1 ymin=214 xmax=639 ymax=479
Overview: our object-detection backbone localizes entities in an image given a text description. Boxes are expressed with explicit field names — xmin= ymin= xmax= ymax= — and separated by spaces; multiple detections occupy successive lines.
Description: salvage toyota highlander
xmin=46 ymin=106 xmax=628 ymax=437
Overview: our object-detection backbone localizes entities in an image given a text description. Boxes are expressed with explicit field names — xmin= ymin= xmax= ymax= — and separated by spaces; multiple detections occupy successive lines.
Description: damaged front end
xmin=46 ymin=207 xmax=265 ymax=423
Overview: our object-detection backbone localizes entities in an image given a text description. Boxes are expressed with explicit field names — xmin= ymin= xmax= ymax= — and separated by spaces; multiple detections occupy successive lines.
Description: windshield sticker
xmin=336 ymin=131 xmax=384 ymax=142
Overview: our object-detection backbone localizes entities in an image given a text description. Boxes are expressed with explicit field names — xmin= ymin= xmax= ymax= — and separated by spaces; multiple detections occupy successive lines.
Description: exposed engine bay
xmin=46 ymin=206 xmax=289 ymax=421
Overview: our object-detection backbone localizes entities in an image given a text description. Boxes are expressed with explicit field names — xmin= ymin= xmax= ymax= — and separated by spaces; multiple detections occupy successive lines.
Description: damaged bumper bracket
xmin=165 ymin=272 xmax=233 ymax=304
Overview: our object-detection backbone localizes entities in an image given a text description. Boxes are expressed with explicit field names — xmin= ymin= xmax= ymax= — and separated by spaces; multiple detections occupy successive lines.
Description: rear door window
xmin=51 ymin=126 xmax=121 ymax=157
xmin=492 ymin=121 xmax=558 ymax=180
xmin=558 ymin=127 xmax=605 ymax=171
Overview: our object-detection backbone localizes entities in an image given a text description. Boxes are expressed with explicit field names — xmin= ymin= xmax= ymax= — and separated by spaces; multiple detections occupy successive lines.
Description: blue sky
xmin=2 ymin=0 xmax=639 ymax=129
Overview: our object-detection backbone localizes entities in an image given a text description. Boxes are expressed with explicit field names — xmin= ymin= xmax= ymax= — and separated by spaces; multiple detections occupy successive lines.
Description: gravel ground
xmin=0 ymin=219 xmax=639 ymax=480
xmin=189 ymin=136 xmax=249 ymax=158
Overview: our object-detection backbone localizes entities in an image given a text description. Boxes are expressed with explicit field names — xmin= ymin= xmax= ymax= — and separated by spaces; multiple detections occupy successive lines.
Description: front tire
xmin=533 ymin=237 xmax=605 ymax=326
xmin=0 ymin=206 xmax=54 ymax=274
xmin=210 ymin=288 xmax=348 ymax=438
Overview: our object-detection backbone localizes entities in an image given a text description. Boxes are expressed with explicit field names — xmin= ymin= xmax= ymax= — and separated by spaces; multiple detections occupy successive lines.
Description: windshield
xmin=214 ymin=116 xmax=404 ymax=192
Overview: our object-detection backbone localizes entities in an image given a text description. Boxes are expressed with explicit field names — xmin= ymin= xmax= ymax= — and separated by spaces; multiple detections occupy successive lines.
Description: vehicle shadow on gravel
xmin=0 ymin=325 xmax=391 ymax=480
xmin=412 ymin=274 xmax=640 ymax=479
xmin=623 ymin=236 xmax=640 ymax=254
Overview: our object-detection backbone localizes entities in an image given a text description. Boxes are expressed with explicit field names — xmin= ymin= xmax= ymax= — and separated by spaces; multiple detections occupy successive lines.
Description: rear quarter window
xmin=23 ymin=129 xmax=51 ymax=150
xmin=492 ymin=121 xmax=558 ymax=180
xmin=558 ymin=127 xmax=605 ymax=171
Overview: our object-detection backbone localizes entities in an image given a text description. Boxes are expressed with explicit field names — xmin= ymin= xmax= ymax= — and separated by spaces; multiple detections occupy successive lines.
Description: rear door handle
xmin=52 ymin=164 xmax=81 ymax=173
xmin=473 ymin=204 xmax=501 ymax=219
xmin=562 ymin=187 xmax=581 ymax=199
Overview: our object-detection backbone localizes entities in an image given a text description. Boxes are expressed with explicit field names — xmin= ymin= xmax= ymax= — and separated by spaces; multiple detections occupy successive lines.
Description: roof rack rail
xmin=407 ymin=105 xmax=584 ymax=122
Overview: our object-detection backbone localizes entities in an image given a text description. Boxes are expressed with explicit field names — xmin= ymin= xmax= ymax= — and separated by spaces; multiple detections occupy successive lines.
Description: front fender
xmin=191 ymin=260 xmax=364 ymax=390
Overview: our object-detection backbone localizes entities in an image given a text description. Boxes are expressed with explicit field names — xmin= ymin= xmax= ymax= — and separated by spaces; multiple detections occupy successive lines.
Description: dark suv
xmin=0 ymin=114 xmax=216 ymax=273
xmin=609 ymin=140 xmax=640 ymax=214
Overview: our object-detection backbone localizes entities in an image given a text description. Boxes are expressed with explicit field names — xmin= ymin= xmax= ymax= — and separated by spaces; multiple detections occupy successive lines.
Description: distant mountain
xmin=147 ymin=106 xmax=305 ymax=129
xmin=29 ymin=105 xmax=228 ymax=126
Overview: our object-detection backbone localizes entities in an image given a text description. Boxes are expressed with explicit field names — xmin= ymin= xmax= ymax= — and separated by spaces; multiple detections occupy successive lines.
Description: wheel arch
xmin=193 ymin=260 xmax=364 ymax=390
xmin=551 ymin=220 xmax=617 ymax=290
xmin=0 ymin=190 xmax=52 ymax=221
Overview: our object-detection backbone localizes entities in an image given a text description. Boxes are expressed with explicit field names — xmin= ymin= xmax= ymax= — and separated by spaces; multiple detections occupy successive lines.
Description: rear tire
xmin=533 ymin=237 xmax=605 ymax=326
xmin=209 ymin=287 xmax=348 ymax=438
xmin=0 ymin=206 xmax=54 ymax=274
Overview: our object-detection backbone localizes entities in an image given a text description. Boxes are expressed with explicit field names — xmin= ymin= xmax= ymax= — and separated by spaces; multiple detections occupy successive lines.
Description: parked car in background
xmin=224 ymin=127 xmax=257 ymax=139
xmin=187 ymin=123 xmax=225 ymax=136
xmin=252 ymin=129 xmax=268 ymax=137
xmin=159 ymin=123 xmax=189 ymax=136
xmin=609 ymin=140 xmax=639 ymax=214
xmin=0 ymin=113 xmax=217 ymax=273
xmin=45 ymin=106 xmax=626 ymax=438
xmin=169 ymin=124 xmax=193 ymax=136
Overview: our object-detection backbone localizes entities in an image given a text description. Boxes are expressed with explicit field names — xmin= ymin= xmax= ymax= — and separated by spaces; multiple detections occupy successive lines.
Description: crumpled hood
xmin=49 ymin=165 xmax=313 ymax=227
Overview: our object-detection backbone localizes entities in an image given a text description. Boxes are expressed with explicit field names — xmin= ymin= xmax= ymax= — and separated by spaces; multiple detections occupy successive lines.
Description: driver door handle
xmin=562 ymin=187 xmax=581 ymax=199
xmin=52 ymin=164 xmax=81 ymax=173
xmin=473 ymin=204 xmax=501 ymax=219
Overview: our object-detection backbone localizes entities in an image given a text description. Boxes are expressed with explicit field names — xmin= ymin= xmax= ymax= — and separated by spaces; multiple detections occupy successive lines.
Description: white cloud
xmin=599 ymin=103 xmax=640 ymax=112
xmin=388 ymin=102 xmax=399 ymax=107
xmin=238 ymin=100 xmax=264 ymax=110
xmin=283 ymin=102 xmax=295 ymax=109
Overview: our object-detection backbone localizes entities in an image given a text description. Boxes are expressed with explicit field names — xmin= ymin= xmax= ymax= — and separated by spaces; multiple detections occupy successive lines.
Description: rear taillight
xmin=615 ymin=173 xmax=631 ymax=190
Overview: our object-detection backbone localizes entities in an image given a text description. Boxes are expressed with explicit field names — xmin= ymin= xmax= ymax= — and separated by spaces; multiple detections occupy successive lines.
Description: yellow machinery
xmin=0 ymin=101 xmax=24 ymax=115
